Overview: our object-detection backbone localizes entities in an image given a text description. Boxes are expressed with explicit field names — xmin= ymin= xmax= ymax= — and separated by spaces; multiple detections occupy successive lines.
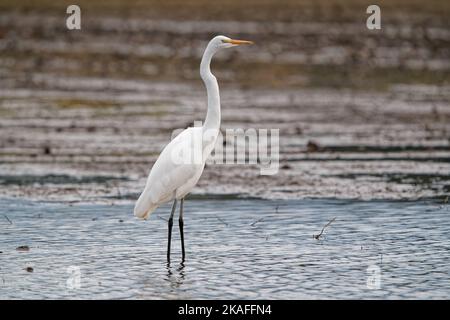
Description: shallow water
xmin=0 ymin=197 xmax=449 ymax=299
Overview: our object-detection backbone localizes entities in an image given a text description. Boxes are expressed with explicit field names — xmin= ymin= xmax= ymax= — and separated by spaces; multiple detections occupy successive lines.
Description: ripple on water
xmin=0 ymin=198 xmax=449 ymax=299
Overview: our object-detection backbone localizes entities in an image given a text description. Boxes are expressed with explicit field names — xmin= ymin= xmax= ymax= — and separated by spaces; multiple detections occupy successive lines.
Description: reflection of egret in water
xmin=165 ymin=262 xmax=186 ymax=289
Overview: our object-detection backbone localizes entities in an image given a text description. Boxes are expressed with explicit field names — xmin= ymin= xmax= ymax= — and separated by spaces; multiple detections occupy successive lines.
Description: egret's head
xmin=209 ymin=35 xmax=254 ymax=51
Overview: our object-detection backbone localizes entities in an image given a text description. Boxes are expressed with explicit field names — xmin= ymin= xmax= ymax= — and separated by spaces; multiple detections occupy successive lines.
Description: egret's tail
xmin=134 ymin=193 xmax=158 ymax=220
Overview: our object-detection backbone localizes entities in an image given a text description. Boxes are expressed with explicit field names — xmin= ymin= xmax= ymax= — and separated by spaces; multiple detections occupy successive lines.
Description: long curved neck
xmin=200 ymin=45 xmax=221 ymax=133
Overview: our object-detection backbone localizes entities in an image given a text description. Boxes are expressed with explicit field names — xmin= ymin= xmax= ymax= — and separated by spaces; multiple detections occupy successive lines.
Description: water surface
xmin=0 ymin=197 xmax=448 ymax=299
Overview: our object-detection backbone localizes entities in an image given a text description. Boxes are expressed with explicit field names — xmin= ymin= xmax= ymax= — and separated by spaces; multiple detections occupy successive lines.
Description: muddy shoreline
xmin=0 ymin=2 xmax=449 ymax=203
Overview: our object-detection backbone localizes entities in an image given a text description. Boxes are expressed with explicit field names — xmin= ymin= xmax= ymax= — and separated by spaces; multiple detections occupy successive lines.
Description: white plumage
xmin=134 ymin=127 xmax=207 ymax=219
xmin=134 ymin=35 xmax=253 ymax=220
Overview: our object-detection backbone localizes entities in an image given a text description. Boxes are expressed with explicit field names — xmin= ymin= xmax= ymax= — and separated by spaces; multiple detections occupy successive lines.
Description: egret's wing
xmin=144 ymin=127 xmax=203 ymax=204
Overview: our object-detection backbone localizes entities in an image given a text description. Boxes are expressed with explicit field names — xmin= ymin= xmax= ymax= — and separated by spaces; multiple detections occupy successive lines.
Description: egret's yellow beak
xmin=222 ymin=39 xmax=254 ymax=45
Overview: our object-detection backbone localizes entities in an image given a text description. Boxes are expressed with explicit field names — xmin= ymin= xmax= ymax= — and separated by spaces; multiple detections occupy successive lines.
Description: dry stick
xmin=4 ymin=215 xmax=12 ymax=225
xmin=215 ymin=215 xmax=229 ymax=227
xmin=250 ymin=217 xmax=264 ymax=227
xmin=112 ymin=181 xmax=122 ymax=199
xmin=314 ymin=217 xmax=336 ymax=240
xmin=157 ymin=215 xmax=168 ymax=222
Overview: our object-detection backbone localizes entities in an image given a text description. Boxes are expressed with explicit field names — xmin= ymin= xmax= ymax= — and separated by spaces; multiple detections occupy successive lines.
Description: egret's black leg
xmin=179 ymin=198 xmax=185 ymax=261
xmin=167 ymin=199 xmax=178 ymax=262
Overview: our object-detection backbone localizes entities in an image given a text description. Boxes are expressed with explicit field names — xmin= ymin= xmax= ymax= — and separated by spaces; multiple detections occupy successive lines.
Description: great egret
xmin=134 ymin=35 xmax=253 ymax=262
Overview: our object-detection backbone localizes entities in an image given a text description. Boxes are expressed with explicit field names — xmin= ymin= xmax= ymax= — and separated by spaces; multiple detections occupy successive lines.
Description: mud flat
xmin=0 ymin=1 xmax=449 ymax=203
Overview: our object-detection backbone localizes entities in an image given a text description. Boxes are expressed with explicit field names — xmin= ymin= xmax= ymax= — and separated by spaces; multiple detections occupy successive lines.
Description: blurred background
xmin=0 ymin=0 xmax=449 ymax=202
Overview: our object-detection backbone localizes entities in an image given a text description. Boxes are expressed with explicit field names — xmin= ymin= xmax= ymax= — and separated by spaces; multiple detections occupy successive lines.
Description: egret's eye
xmin=221 ymin=40 xmax=227 ymax=43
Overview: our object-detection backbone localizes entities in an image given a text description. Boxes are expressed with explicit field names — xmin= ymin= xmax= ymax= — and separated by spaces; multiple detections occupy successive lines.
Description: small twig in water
xmin=4 ymin=215 xmax=12 ymax=225
xmin=157 ymin=215 xmax=168 ymax=222
xmin=313 ymin=217 xmax=336 ymax=240
xmin=250 ymin=217 xmax=264 ymax=227
xmin=16 ymin=245 xmax=30 ymax=252
xmin=215 ymin=215 xmax=229 ymax=227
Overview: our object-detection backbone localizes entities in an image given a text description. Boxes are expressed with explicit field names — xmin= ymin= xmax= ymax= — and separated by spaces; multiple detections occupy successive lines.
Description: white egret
xmin=134 ymin=35 xmax=253 ymax=262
